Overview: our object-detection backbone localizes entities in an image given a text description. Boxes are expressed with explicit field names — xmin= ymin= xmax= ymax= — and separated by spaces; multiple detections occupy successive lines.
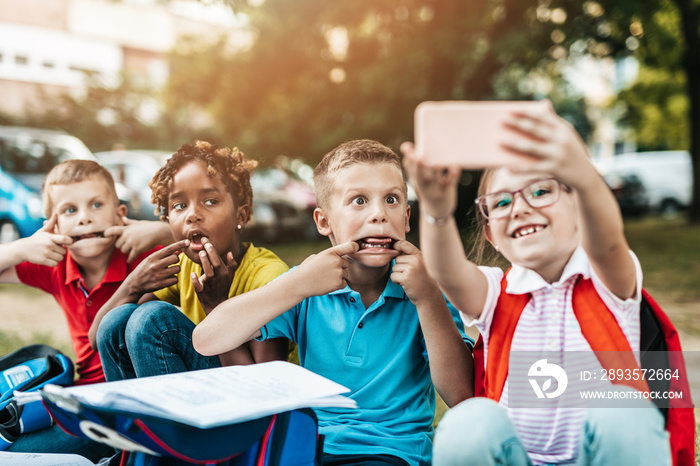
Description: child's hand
xmin=295 ymin=242 xmax=359 ymax=297
xmin=401 ymin=142 xmax=461 ymax=220
xmin=21 ymin=214 xmax=73 ymax=267
xmin=191 ymin=237 xmax=239 ymax=313
xmin=501 ymin=107 xmax=595 ymax=187
xmin=105 ymin=217 xmax=174 ymax=263
xmin=390 ymin=240 xmax=443 ymax=305
xmin=121 ymin=239 xmax=186 ymax=299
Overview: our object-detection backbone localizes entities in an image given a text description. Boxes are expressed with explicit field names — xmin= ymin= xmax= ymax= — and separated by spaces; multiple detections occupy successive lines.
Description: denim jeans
xmin=96 ymin=301 xmax=221 ymax=381
xmin=6 ymin=423 xmax=116 ymax=463
xmin=432 ymin=395 xmax=671 ymax=466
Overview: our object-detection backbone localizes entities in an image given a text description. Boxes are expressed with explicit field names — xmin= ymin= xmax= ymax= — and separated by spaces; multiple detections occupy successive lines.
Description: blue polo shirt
xmin=258 ymin=265 xmax=473 ymax=466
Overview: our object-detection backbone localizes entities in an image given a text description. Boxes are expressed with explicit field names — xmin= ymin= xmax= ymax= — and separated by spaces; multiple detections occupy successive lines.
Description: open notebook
xmin=16 ymin=361 xmax=356 ymax=429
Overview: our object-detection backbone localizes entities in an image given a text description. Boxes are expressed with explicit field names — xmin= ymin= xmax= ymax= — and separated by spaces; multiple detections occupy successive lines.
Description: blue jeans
xmin=96 ymin=301 xmax=221 ymax=381
xmin=432 ymin=396 xmax=671 ymax=466
xmin=6 ymin=423 xmax=116 ymax=463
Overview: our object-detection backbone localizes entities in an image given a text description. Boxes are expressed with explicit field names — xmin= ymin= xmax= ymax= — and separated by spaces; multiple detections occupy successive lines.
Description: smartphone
xmin=414 ymin=100 xmax=551 ymax=169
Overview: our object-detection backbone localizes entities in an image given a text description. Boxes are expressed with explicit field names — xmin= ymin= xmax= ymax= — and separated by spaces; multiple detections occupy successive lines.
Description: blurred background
xmin=0 ymin=0 xmax=698 ymax=243
xmin=1 ymin=0 xmax=700 ymax=431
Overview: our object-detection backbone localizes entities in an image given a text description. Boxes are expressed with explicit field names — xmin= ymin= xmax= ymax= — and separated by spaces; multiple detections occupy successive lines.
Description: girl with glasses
xmin=401 ymin=104 xmax=672 ymax=465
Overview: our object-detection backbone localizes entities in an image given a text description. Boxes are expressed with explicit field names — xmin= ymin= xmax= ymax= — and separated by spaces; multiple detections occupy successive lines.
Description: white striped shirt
xmin=462 ymin=247 xmax=643 ymax=464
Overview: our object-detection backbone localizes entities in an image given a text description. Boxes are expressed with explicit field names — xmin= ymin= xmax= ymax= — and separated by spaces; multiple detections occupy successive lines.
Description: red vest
xmin=473 ymin=276 xmax=695 ymax=466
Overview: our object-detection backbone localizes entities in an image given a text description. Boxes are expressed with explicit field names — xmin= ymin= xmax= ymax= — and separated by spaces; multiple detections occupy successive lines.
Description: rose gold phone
xmin=414 ymin=100 xmax=551 ymax=169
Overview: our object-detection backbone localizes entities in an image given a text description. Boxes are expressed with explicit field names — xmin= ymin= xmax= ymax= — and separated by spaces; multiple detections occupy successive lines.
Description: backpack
xmin=0 ymin=344 xmax=74 ymax=450
xmin=40 ymin=386 xmax=324 ymax=466
xmin=473 ymin=276 xmax=695 ymax=466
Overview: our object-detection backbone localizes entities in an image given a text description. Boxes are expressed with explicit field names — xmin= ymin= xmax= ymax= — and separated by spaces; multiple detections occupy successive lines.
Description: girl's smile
xmin=510 ymin=224 xmax=546 ymax=239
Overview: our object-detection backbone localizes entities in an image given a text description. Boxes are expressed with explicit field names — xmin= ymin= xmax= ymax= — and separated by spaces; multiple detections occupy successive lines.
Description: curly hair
xmin=313 ymin=139 xmax=407 ymax=211
xmin=149 ymin=140 xmax=257 ymax=221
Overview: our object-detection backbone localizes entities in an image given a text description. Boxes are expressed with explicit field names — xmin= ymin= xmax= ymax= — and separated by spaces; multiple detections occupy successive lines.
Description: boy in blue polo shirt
xmin=193 ymin=139 xmax=474 ymax=466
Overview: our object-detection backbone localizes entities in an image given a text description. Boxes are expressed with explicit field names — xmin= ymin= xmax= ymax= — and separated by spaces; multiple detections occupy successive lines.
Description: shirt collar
xmin=64 ymin=248 xmax=129 ymax=287
xmin=505 ymin=246 xmax=589 ymax=294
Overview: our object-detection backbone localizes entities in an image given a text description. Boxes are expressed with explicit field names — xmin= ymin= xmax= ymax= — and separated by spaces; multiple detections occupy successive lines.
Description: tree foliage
xmin=17 ymin=0 xmax=700 ymax=219
xmin=545 ymin=0 xmax=700 ymax=221
xmin=167 ymin=0 xmax=583 ymax=166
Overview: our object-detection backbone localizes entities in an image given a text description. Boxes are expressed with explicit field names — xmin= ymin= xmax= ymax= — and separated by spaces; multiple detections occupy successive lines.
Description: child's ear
xmin=117 ymin=203 xmax=128 ymax=222
xmin=313 ymin=207 xmax=332 ymax=237
xmin=236 ymin=204 xmax=251 ymax=228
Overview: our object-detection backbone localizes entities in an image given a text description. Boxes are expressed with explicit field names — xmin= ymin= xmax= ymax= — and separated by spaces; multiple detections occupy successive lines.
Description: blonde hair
xmin=469 ymin=168 xmax=499 ymax=264
xmin=149 ymin=140 xmax=257 ymax=221
xmin=313 ymin=139 xmax=407 ymax=210
xmin=42 ymin=160 xmax=119 ymax=217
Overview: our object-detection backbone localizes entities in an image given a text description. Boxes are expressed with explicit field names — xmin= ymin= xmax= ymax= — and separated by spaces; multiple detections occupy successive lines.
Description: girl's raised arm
xmin=502 ymin=109 xmax=637 ymax=299
xmin=401 ymin=143 xmax=489 ymax=319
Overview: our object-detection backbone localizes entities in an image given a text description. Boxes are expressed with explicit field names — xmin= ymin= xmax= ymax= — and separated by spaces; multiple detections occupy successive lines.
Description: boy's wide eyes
xmin=350 ymin=195 xmax=400 ymax=206
xmin=172 ymin=202 xmax=186 ymax=211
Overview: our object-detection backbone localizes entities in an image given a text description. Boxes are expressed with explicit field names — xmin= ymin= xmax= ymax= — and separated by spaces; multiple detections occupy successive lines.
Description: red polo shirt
xmin=15 ymin=246 xmax=160 ymax=385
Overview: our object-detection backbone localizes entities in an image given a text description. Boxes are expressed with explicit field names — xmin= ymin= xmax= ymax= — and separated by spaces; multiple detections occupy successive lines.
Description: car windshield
xmin=0 ymin=133 xmax=94 ymax=175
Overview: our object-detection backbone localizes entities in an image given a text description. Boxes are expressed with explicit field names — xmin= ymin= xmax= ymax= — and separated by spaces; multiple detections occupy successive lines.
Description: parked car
xmin=602 ymin=173 xmax=649 ymax=217
xmin=0 ymin=126 xmax=96 ymax=243
xmin=595 ymin=151 xmax=692 ymax=214
xmin=251 ymin=166 xmax=319 ymax=241
xmin=242 ymin=195 xmax=315 ymax=243
xmin=94 ymin=150 xmax=173 ymax=220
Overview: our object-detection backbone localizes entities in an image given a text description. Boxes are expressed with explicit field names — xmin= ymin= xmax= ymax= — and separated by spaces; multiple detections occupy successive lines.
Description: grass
xmin=0 ymin=329 xmax=73 ymax=358
xmin=623 ymin=214 xmax=700 ymax=302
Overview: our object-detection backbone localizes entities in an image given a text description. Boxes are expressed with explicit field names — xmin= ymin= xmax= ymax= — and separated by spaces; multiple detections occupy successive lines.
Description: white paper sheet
xmin=0 ymin=452 xmax=96 ymax=466
xmin=24 ymin=361 xmax=355 ymax=429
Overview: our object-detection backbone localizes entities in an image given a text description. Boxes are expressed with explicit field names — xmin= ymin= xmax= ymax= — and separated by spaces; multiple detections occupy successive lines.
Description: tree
xmin=19 ymin=73 xmax=201 ymax=152
xmin=167 ymin=0 xmax=584 ymax=167
xmin=547 ymin=0 xmax=700 ymax=221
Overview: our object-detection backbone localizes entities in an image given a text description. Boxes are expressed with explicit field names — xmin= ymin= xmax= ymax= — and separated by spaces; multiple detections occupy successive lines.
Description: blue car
xmin=0 ymin=126 xmax=95 ymax=243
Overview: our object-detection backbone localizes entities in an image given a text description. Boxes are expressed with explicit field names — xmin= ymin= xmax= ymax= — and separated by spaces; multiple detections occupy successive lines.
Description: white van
xmin=595 ymin=151 xmax=693 ymax=214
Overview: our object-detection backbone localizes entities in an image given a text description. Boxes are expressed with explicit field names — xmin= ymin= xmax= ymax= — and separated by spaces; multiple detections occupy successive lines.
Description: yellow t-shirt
xmin=153 ymin=243 xmax=288 ymax=324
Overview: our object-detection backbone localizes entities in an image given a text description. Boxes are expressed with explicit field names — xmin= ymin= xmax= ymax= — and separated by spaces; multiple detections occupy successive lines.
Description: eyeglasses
xmin=474 ymin=178 xmax=563 ymax=220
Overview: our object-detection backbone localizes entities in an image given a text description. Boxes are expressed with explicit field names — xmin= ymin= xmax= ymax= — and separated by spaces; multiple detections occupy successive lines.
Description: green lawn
xmin=623 ymin=215 xmax=700 ymax=302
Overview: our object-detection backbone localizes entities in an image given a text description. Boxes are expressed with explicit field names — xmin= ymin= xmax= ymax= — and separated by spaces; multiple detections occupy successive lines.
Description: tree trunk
xmin=673 ymin=0 xmax=700 ymax=223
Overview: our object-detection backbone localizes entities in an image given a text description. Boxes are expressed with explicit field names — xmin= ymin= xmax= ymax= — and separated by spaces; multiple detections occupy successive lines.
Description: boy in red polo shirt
xmin=0 ymin=159 xmax=174 ymax=461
